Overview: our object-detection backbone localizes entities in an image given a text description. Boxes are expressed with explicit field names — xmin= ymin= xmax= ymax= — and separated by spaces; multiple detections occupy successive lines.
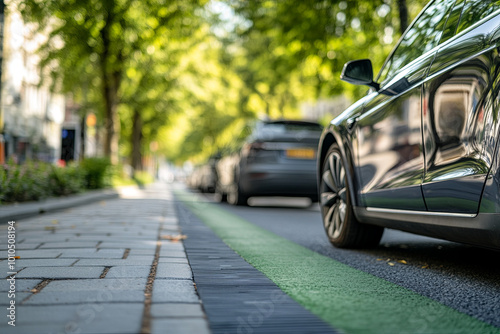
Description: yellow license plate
xmin=286 ymin=148 xmax=316 ymax=159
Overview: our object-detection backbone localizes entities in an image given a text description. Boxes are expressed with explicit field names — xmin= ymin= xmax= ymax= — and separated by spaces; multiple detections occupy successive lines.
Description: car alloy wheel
xmin=320 ymin=144 xmax=383 ymax=248
xmin=321 ymin=148 xmax=348 ymax=239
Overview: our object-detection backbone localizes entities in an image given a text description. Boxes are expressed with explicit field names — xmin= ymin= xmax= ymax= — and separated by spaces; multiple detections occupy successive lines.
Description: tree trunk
xmin=101 ymin=68 xmax=119 ymax=164
xmin=80 ymin=112 xmax=85 ymax=161
xmin=131 ymin=108 xmax=143 ymax=172
xmin=397 ymin=0 xmax=409 ymax=35
xmin=100 ymin=0 xmax=120 ymax=165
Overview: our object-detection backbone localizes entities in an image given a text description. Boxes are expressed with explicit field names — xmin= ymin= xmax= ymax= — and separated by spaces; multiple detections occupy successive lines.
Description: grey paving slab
xmin=157 ymin=257 xmax=189 ymax=264
xmin=16 ymin=266 xmax=105 ymax=279
xmin=0 ymin=250 xmax=62 ymax=259
xmin=0 ymin=279 xmax=41 ymax=292
xmin=59 ymin=248 xmax=125 ymax=258
xmin=159 ymin=242 xmax=185 ymax=251
xmin=13 ymin=258 xmax=78 ymax=267
xmin=0 ymin=304 xmax=81 ymax=325
xmin=151 ymin=303 xmax=205 ymax=318
xmin=128 ymin=249 xmax=156 ymax=256
xmin=0 ymin=261 xmax=22 ymax=274
xmin=1 ymin=324 xmax=59 ymax=334
xmin=152 ymin=279 xmax=199 ymax=303
xmin=67 ymin=303 xmax=145 ymax=334
xmin=0 ymin=303 xmax=143 ymax=334
xmin=74 ymin=258 xmax=153 ymax=266
xmin=125 ymin=255 xmax=155 ymax=262
xmin=162 ymin=217 xmax=178 ymax=224
xmin=24 ymin=290 xmax=146 ymax=304
xmin=104 ymin=265 xmax=151 ymax=278
xmin=0 ymin=292 xmax=32 ymax=305
xmin=39 ymin=241 xmax=99 ymax=248
xmin=98 ymin=241 xmax=157 ymax=249
xmin=0 ymin=243 xmax=42 ymax=250
xmin=99 ymin=227 xmax=157 ymax=232
xmin=155 ymin=263 xmax=192 ymax=279
xmin=151 ymin=318 xmax=210 ymax=334
xmin=43 ymin=278 xmax=147 ymax=291
xmin=52 ymin=248 xmax=98 ymax=257
xmin=158 ymin=250 xmax=187 ymax=258
xmin=162 ymin=224 xmax=180 ymax=231
xmin=74 ymin=235 xmax=154 ymax=241
xmin=13 ymin=236 xmax=75 ymax=243
xmin=97 ymin=249 xmax=128 ymax=256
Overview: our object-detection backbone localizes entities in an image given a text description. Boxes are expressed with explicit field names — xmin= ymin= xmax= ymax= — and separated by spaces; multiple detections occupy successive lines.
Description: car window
xmin=439 ymin=0 xmax=464 ymax=44
xmin=252 ymin=121 xmax=322 ymax=140
xmin=377 ymin=0 xmax=455 ymax=84
xmin=456 ymin=0 xmax=500 ymax=34
xmin=260 ymin=122 xmax=322 ymax=133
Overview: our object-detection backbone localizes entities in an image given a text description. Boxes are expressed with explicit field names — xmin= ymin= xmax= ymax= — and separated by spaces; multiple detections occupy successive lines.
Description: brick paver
xmin=15 ymin=266 xmax=106 ymax=279
xmin=0 ymin=183 xmax=209 ymax=334
xmin=152 ymin=280 xmax=200 ymax=303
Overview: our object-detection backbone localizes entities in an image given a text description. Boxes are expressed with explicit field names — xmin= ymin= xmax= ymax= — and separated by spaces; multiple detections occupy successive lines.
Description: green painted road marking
xmin=176 ymin=189 xmax=500 ymax=334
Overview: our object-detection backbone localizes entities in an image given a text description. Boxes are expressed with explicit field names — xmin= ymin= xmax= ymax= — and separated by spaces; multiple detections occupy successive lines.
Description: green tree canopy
xmin=17 ymin=0 xmax=208 ymax=164
xmin=227 ymin=0 xmax=427 ymax=107
xmin=14 ymin=0 xmax=428 ymax=166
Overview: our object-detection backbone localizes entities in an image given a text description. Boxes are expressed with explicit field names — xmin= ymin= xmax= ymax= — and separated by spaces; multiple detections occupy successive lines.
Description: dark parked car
xmin=216 ymin=119 xmax=323 ymax=205
xmin=318 ymin=0 xmax=500 ymax=249
xmin=187 ymin=154 xmax=221 ymax=193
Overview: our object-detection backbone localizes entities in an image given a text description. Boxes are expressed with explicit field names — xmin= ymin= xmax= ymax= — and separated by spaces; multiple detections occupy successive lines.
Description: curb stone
xmin=0 ymin=188 xmax=120 ymax=224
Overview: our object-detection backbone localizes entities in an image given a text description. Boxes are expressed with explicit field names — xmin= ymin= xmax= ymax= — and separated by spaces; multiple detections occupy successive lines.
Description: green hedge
xmin=80 ymin=157 xmax=111 ymax=190
xmin=0 ymin=158 xmax=111 ymax=204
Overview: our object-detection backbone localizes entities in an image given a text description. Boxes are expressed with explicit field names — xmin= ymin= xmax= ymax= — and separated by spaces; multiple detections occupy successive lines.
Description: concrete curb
xmin=0 ymin=188 xmax=120 ymax=224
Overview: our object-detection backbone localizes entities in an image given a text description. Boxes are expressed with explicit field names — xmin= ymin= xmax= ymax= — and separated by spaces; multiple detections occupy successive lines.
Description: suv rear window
xmin=252 ymin=121 xmax=323 ymax=141
xmin=259 ymin=122 xmax=323 ymax=133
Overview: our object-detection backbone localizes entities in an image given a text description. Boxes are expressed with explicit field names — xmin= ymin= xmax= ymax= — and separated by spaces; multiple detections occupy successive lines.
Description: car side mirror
xmin=340 ymin=59 xmax=380 ymax=91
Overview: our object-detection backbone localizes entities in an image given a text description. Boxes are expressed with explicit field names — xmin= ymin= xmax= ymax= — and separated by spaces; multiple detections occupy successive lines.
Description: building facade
xmin=1 ymin=6 xmax=65 ymax=164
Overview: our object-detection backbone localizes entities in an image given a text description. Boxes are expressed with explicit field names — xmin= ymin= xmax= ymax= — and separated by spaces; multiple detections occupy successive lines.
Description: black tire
xmin=227 ymin=181 xmax=248 ymax=206
xmin=320 ymin=144 xmax=383 ymax=248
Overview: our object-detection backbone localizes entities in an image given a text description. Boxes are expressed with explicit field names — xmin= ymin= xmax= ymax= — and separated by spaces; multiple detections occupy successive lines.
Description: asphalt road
xmin=193 ymin=192 xmax=500 ymax=331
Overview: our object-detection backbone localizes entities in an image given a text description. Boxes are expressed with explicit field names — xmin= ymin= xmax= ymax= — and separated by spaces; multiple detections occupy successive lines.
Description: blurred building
xmin=0 ymin=6 xmax=65 ymax=164
xmin=61 ymin=96 xmax=83 ymax=162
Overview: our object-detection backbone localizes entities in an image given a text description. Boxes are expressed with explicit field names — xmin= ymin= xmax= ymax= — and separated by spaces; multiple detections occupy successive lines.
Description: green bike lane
xmin=175 ymin=189 xmax=500 ymax=334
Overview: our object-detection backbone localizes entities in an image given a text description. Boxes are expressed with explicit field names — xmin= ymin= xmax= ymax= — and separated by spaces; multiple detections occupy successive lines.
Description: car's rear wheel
xmin=227 ymin=181 xmax=248 ymax=206
xmin=214 ymin=184 xmax=227 ymax=203
xmin=320 ymin=144 xmax=383 ymax=248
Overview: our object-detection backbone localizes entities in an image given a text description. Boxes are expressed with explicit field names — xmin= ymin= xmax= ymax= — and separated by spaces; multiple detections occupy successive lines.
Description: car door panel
xmin=422 ymin=15 xmax=500 ymax=213
xmin=353 ymin=0 xmax=458 ymax=211
xmin=355 ymin=49 xmax=439 ymax=211
xmin=356 ymin=86 xmax=427 ymax=211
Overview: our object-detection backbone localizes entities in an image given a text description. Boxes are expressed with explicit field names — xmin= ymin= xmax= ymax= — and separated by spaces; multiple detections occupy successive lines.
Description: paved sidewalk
xmin=0 ymin=183 xmax=209 ymax=334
